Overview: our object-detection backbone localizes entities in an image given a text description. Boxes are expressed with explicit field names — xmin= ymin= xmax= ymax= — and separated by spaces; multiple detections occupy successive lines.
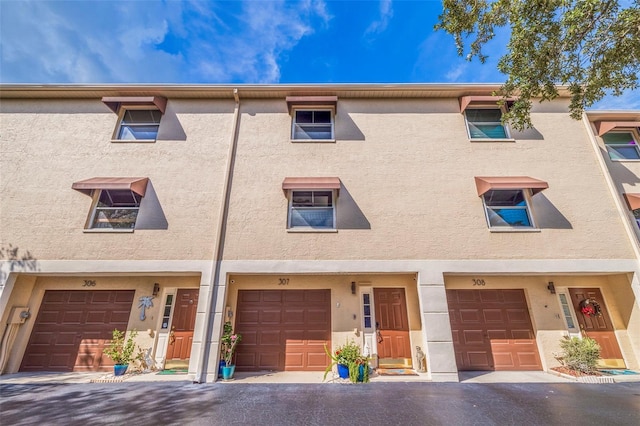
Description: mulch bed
xmin=551 ymin=366 xmax=604 ymax=377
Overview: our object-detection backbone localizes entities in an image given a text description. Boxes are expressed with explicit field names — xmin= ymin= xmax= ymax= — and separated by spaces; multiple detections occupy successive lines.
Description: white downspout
xmin=195 ymin=88 xmax=240 ymax=383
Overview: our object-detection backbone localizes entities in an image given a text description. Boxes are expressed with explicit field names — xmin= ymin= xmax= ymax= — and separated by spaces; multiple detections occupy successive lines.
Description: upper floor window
xmin=482 ymin=189 xmax=533 ymax=228
xmin=102 ymin=96 xmax=167 ymax=142
xmin=465 ymin=108 xmax=509 ymax=139
xmin=289 ymin=190 xmax=335 ymax=229
xmin=116 ymin=109 xmax=162 ymax=141
xmin=282 ymin=177 xmax=341 ymax=231
xmin=90 ymin=189 xmax=141 ymax=229
xmin=602 ymin=131 xmax=640 ymax=160
xmin=474 ymin=176 xmax=548 ymax=231
xmin=72 ymin=177 xmax=149 ymax=232
xmin=292 ymin=109 xmax=334 ymax=140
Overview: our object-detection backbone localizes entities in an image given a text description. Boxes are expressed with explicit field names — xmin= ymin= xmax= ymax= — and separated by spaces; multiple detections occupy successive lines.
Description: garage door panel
xmin=506 ymin=309 xmax=529 ymax=323
xmin=21 ymin=290 xmax=134 ymax=372
xmin=260 ymin=309 xmax=282 ymax=323
xmin=511 ymin=329 xmax=534 ymax=339
xmin=447 ymin=289 xmax=542 ymax=371
xmin=467 ymin=352 xmax=492 ymax=369
xmin=483 ymin=309 xmax=504 ymax=323
xmin=462 ymin=330 xmax=484 ymax=345
xmin=460 ymin=309 xmax=482 ymax=323
xmin=237 ymin=309 xmax=259 ymax=324
xmin=258 ymin=330 xmax=282 ymax=346
xmin=283 ymin=309 xmax=305 ymax=324
xmin=89 ymin=292 xmax=112 ymax=303
xmin=235 ymin=289 xmax=330 ymax=372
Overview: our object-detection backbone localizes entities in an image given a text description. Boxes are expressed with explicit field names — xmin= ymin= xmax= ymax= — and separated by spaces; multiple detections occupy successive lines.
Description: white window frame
xmin=112 ymin=105 xmax=162 ymax=142
xmin=287 ymin=189 xmax=337 ymax=232
xmin=482 ymin=188 xmax=538 ymax=231
xmin=291 ymin=108 xmax=335 ymax=142
xmin=602 ymin=129 xmax=640 ymax=161
xmin=464 ymin=106 xmax=513 ymax=141
xmin=85 ymin=189 xmax=141 ymax=232
xmin=556 ymin=290 xmax=581 ymax=338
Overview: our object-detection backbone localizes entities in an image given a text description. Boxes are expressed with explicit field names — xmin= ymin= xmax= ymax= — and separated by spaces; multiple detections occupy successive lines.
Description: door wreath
xmin=579 ymin=298 xmax=602 ymax=317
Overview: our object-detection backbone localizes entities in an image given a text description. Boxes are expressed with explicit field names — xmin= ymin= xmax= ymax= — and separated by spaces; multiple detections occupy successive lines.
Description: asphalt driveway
xmin=2 ymin=381 xmax=640 ymax=425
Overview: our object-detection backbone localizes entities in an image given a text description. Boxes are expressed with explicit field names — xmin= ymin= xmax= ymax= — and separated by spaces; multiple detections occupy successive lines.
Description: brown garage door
xmin=447 ymin=289 xmax=542 ymax=371
xmin=234 ymin=289 xmax=331 ymax=371
xmin=20 ymin=290 xmax=135 ymax=372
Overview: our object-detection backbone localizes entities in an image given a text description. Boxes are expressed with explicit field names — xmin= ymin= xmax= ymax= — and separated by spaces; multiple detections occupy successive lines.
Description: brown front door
xmin=165 ymin=289 xmax=198 ymax=362
xmin=447 ymin=289 xmax=542 ymax=371
xmin=20 ymin=290 xmax=135 ymax=372
xmin=234 ymin=289 xmax=331 ymax=371
xmin=374 ymin=288 xmax=412 ymax=364
xmin=568 ymin=288 xmax=624 ymax=366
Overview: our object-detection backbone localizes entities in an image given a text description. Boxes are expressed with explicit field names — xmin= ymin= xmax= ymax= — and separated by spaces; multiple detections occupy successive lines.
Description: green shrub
xmin=103 ymin=329 xmax=139 ymax=365
xmin=558 ymin=336 xmax=600 ymax=374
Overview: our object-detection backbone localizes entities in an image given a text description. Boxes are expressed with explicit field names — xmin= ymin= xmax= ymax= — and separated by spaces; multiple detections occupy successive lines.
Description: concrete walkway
xmin=2 ymin=368 xmax=639 ymax=385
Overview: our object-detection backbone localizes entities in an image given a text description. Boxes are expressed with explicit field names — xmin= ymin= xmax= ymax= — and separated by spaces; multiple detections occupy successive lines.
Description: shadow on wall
xmin=136 ymin=182 xmax=169 ymax=230
xmin=511 ymin=126 xmax=544 ymax=141
xmin=156 ymin=103 xmax=187 ymax=141
xmin=533 ymin=194 xmax=573 ymax=229
xmin=0 ymin=244 xmax=39 ymax=284
xmin=337 ymin=185 xmax=371 ymax=230
xmin=336 ymin=112 xmax=365 ymax=141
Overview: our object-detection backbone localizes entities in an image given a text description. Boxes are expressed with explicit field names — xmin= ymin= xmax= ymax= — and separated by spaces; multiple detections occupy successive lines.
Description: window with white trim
xmin=115 ymin=108 xmax=162 ymax=141
xmin=291 ymin=109 xmax=334 ymax=140
xmin=89 ymin=189 xmax=142 ymax=229
xmin=288 ymin=190 xmax=335 ymax=229
xmin=465 ymin=108 xmax=509 ymax=139
xmin=482 ymin=189 xmax=534 ymax=228
xmin=603 ymin=131 xmax=640 ymax=160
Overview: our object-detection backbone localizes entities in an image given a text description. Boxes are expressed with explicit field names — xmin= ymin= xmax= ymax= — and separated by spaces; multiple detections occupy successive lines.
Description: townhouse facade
xmin=1 ymin=84 xmax=639 ymax=382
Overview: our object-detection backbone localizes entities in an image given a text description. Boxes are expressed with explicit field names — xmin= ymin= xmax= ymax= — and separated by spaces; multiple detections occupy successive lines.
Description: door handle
xmin=169 ymin=330 xmax=176 ymax=345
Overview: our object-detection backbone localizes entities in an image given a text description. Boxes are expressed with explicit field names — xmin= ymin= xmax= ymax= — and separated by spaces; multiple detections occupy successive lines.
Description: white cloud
xmin=0 ymin=0 xmax=330 ymax=83
xmin=364 ymin=0 xmax=393 ymax=37
xmin=591 ymin=89 xmax=640 ymax=111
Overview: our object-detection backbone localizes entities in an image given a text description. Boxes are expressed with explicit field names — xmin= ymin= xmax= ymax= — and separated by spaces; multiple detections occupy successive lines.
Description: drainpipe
xmin=195 ymin=88 xmax=241 ymax=383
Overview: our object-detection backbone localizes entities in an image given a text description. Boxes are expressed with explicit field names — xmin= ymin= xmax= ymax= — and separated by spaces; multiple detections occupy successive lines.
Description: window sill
xmin=287 ymin=228 xmax=338 ymax=233
xmin=83 ymin=229 xmax=135 ymax=233
xmin=609 ymin=158 xmax=640 ymax=162
xmin=469 ymin=138 xmax=516 ymax=143
xmin=489 ymin=227 xmax=541 ymax=233
xmin=110 ymin=139 xmax=157 ymax=143
xmin=291 ymin=139 xmax=336 ymax=143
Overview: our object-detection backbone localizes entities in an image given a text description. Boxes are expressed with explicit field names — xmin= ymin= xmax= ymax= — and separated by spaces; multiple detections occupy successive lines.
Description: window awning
xmin=286 ymin=96 xmax=337 ymax=113
xmin=282 ymin=177 xmax=341 ymax=194
xmin=459 ymin=95 xmax=516 ymax=112
xmin=594 ymin=121 xmax=640 ymax=136
xmin=474 ymin=176 xmax=548 ymax=197
xmin=623 ymin=193 xmax=640 ymax=211
xmin=72 ymin=177 xmax=149 ymax=196
xmin=102 ymin=96 xmax=167 ymax=114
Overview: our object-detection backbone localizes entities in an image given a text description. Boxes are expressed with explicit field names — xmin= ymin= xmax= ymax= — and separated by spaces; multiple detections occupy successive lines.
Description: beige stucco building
xmin=1 ymin=84 xmax=639 ymax=382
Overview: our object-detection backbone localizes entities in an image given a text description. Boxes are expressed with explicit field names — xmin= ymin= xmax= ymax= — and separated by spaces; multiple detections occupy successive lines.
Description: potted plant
xmin=323 ymin=340 xmax=370 ymax=383
xmin=220 ymin=322 xmax=242 ymax=380
xmin=103 ymin=329 xmax=139 ymax=376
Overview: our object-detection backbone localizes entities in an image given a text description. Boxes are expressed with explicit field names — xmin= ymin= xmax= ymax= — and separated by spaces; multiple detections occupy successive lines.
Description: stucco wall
xmin=222 ymin=98 xmax=635 ymax=261
xmin=1 ymin=99 xmax=234 ymax=261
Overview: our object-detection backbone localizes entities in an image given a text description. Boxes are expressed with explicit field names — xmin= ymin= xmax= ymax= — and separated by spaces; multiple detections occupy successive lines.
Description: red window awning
xmin=623 ymin=193 xmax=640 ymax=211
xmin=594 ymin=121 xmax=640 ymax=136
xmin=474 ymin=176 xmax=548 ymax=197
xmin=285 ymin=96 xmax=337 ymax=113
xmin=72 ymin=177 xmax=149 ymax=196
xmin=282 ymin=177 xmax=341 ymax=194
xmin=101 ymin=96 xmax=167 ymax=114
xmin=459 ymin=95 xmax=516 ymax=113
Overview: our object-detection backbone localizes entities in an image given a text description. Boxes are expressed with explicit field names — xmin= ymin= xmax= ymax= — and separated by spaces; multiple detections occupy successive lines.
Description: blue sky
xmin=0 ymin=0 xmax=637 ymax=109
